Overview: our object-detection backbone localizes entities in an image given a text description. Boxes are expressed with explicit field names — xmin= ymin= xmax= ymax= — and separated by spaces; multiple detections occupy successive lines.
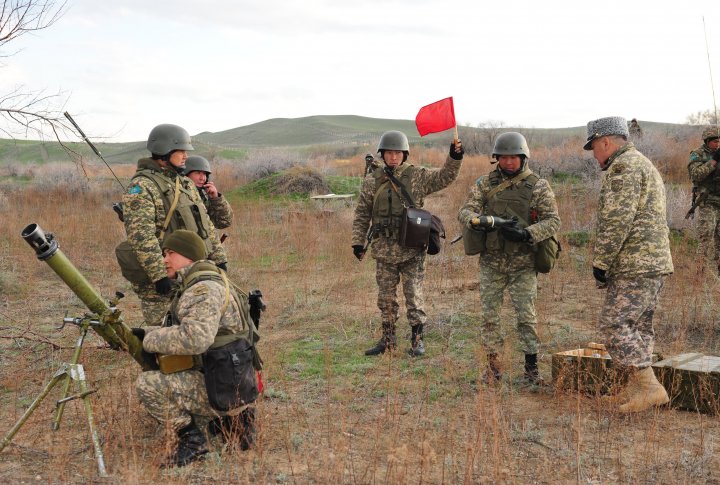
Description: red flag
xmin=415 ymin=97 xmax=456 ymax=136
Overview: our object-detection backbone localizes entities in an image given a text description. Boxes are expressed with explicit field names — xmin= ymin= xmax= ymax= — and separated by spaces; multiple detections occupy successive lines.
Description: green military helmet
xmin=492 ymin=132 xmax=530 ymax=159
xmin=701 ymin=126 xmax=720 ymax=143
xmin=184 ymin=155 xmax=212 ymax=176
xmin=377 ymin=130 xmax=410 ymax=153
xmin=147 ymin=124 xmax=194 ymax=156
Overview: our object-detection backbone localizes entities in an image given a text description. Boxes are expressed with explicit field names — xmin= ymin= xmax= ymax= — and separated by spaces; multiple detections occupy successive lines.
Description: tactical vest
xmin=371 ymin=165 xmax=415 ymax=238
xmin=132 ymin=160 xmax=214 ymax=254
xmin=165 ymin=261 xmax=257 ymax=350
xmin=691 ymin=147 xmax=720 ymax=203
xmin=482 ymin=169 xmax=538 ymax=255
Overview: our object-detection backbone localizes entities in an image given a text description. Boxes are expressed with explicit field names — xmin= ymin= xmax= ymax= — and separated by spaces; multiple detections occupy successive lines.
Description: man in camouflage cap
xmin=352 ymin=131 xmax=464 ymax=357
xmin=458 ymin=132 xmax=560 ymax=385
xmin=135 ymin=230 xmax=257 ymax=467
xmin=585 ymin=116 xmax=673 ymax=413
xmin=184 ymin=155 xmax=234 ymax=230
xmin=687 ymin=126 xmax=720 ymax=272
xmin=121 ymin=124 xmax=228 ymax=326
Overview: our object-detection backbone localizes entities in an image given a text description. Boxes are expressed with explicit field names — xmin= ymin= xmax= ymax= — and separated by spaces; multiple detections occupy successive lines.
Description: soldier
xmin=458 ymin=132 xmax=560 ymax=385
xmin=585 ymin=116 xmax=673 ymax=413
xmin=688 ymin=126 xmax=720 ymax=271
xmin=134 ymin=230 xmax=257 ymax=467
xmin=628 ymin=118 xmax=643 ymax=139
xmin=352 ymin=131 xmax=463 ymax=357
xmin=121 ymin=124 xmax=228 ymax=326
xmin=184 ymin=155 xmax=234 ymax=230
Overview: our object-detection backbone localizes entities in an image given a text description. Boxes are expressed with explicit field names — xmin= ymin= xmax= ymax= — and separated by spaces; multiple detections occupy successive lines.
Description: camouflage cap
xmin=583 ymin=116 xmax=629 ymax=150
xmin=701 ymin=126 xmax=720 ymax=142
xmin=162 ymin=230 xmax=207 ymax=262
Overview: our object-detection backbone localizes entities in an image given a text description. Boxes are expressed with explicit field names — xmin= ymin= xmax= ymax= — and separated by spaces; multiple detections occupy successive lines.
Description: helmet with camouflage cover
xmin=184 ymin=155 xmax=212 ymax=176
xmin=492 ymin=132 xmax=530 ymax=159
xmin=377 ymin=131 xmax=410 ymax=153
xmin=147 ymin=124 xmax=194 ymax=156
xmin=702 ymin=126 xmax=720 ymax=143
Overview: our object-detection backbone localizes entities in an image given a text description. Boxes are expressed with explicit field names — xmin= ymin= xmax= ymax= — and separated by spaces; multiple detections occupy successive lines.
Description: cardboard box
xmin=652 ymin=353 xmax=720 ymax=414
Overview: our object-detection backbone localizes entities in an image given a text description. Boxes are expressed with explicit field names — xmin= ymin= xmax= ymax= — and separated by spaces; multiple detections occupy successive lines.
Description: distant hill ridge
xmin=0 ymin=115 xmax=696 ymax=165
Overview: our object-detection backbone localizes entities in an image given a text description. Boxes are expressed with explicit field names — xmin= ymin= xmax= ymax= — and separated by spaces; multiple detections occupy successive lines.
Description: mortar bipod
xmin=0 ymin=315 xmax=108 ymax=477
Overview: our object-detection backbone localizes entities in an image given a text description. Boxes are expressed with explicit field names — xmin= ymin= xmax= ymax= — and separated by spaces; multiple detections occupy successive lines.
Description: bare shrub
xmin=240 ymin=149 xmax=308 ymax=181
xmin=272 ymin=166 xmax=330 ymax=196
xmin=32 ymin=162 xmax=90 ymax=193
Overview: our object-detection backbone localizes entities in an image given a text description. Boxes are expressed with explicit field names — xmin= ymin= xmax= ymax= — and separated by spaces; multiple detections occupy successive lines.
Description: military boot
xmin=207 ymin=407 xmax=256 ymax=450
xmin=618 ymin=366 xmax=669 ymax=413
xmin=523 ymin=353 xmax=545 ymax=385
xmin=164 ymin=420 xmax=208 ymax=468
xmin=408 ymin=324 xmax=425 ymax=357
xmin=482 ymin=353 xmax=503 ymax=384
xmin=364 ymin=323 xmax=397 ymax=356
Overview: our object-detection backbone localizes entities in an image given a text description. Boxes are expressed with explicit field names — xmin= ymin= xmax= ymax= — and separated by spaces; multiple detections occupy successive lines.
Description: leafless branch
xmin=0 ymin=0 xmax=67 ymax=48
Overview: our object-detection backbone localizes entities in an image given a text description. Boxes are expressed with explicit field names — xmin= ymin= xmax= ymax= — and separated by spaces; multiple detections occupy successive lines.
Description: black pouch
xmin=427 ymin=215 xmax=445 ymax=255
xmin=203 ymin=338 xmax=258 ymax=411
xmin=399 ymin=207 xmax=431 ymax=250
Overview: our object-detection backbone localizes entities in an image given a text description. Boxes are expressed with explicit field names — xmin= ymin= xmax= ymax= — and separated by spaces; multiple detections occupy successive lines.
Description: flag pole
xmin=454 ymin=125 xmax=458 ymax=142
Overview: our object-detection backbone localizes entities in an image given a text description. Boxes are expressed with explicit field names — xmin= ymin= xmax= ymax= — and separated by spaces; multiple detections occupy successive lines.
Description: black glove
xmin=593 ymin=266 xmax=607 ymax=283
xmin=131 ymin=327 xmax=145 ymax=340
xmin=500 ymin=225 xmax=530 ymax=242
xmin=217 ymin=262 xmax=228 ymax=271
xmin=352 ymin=245 xmax=365 ymax=260
xmin=449 ymin=141 xmax=464 ymax=160
xmin=154 ymin=276 xmax=173 ymax=295
xmin=713 ymin=150 xmax=720 ymax=163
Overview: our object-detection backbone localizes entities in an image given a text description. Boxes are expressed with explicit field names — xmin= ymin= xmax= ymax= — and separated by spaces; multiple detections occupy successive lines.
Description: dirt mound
xmin=272 ymin=166 xmax=330 ymax=196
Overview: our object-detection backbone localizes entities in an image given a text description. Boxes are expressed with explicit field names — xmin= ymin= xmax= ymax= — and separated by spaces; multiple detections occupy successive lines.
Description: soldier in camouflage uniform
xmin=122 ymin=124 xmax=228 ymax=326
xmin=458 ymin=132 xmax=560 ymax=385
xmin=352 ymin=131 xmax=463 ymax=357
xmin=184 ymin=155 xmax=234 ymax=230
xmin=687 ymin=126 xmax=720 ymax=271
xmin=135 ymin=230 xmax=256 ymax=467
xmin=585 ymin=116 xmax=673 ymax=413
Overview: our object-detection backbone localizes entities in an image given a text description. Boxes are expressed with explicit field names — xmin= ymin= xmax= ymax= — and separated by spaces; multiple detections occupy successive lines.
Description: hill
xmin=0 ymin=115 xmax=700 ymax=165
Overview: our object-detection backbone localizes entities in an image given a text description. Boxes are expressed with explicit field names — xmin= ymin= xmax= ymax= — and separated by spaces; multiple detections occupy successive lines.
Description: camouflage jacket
xmin=122 ymin=158 xmax=227 ymax=283
xmin=143 ymin=262 xmax=246 ymax=355
xmin=688 ymin=144 xmax=720 ymax=205
xmin=352 ymin=155 xmax=462 ymax=264
xmin=204 ymin=192 xmax=234 ymax=230
xmin=594 ymin=144 xmax=674 ymax=277
xmin=458 ymin=167 xmax=560 ymax=272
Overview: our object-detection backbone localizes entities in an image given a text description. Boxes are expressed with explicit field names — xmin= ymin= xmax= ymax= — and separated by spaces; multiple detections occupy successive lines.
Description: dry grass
xmin=0 ymin=145 xmax=719 ymax=484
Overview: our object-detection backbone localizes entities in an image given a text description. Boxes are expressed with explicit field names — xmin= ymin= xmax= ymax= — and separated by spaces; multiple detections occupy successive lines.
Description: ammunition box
xmin=653 ymin=353 xmax=720 ymax=414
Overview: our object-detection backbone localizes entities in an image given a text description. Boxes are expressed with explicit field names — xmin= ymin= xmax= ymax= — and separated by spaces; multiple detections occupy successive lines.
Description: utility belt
xmin=156 ymin=334 xmax=243 ymax=374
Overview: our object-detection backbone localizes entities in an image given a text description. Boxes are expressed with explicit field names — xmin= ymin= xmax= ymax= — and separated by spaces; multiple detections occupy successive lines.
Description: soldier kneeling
xmin=134 ymin=230 xmax=260 ymax=467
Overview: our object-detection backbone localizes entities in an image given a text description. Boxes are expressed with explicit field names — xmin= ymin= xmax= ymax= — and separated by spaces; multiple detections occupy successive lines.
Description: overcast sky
xmin=1 ymin=0 xmax=719 ymax=142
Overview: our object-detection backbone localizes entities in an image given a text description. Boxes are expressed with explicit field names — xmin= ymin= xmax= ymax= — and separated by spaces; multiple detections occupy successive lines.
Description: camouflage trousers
xmin=695 ymin=204 xmax=720 ymax=269
xmin=135 ymin=370 xmax=222 ymax=431
xmin=375 ymin=254 xmax=427 ymax=328
xmin=478 ymin=263 xmax=539 ymax=354
xmin=599 ymin=274 xmax=664 ymax=368
xmin=132 ymin=281 xmax=172 ymax=326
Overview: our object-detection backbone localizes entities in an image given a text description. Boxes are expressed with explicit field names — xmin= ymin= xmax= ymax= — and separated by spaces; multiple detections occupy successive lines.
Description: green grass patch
xmin=564 ymin=230 xmax=591 ymax=247
xmin=279 ymin=335 xmax=378 ymax=380
xmin=326 ymin=175 xmax=362 ymax=196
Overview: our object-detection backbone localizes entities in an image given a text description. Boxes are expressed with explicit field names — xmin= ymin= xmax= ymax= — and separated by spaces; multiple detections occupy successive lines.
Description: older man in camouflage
xmin=688 ymin=126 xmax=720 ymax=272
xmin=352 ymin=131 xmax=463 ymax=357
xmin=184 ymin=155 xmax=234 ymax=230
xmin=121 ymin=124 xmax=227 ymax=326
xmin=458 ymin=132 xmax=560 ymax=385
xmin=585 ymin=116 xmax=673 ymax=413
xmin=135 ymin=230 xmax=256 ymax=467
